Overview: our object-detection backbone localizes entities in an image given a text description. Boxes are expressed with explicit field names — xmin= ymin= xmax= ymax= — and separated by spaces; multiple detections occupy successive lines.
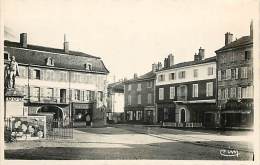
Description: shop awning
xmin=221 ymin=110 xmax=251 ymax=114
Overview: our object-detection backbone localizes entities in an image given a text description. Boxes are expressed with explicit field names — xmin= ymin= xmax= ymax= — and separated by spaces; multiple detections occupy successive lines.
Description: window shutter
xmin=40 ymin=70 xmax=44 ymax=80
xmin=218 ymin=71 xmax=221 ymax=81
xmin=235 ymin=68 xmax=239 ymax=79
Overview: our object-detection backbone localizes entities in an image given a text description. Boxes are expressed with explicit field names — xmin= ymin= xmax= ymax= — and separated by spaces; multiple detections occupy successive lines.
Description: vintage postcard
xmin=1 ymin=0 xmax=259 ymax=165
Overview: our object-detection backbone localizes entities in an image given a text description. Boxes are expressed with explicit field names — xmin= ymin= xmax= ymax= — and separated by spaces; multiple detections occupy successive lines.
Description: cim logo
xmin=220 ymin=148 xmax=239 ymax=157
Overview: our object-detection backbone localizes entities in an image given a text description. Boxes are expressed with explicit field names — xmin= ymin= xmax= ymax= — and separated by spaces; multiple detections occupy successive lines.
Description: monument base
xmin=5 ymin=88 xmax=25 ymax=118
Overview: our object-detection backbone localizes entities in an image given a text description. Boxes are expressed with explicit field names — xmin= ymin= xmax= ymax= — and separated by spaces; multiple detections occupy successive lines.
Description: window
xmin=127 ymin=111 xmax=133 ymax=120
xmin=245 ymin=51 xmax=251 ymax=60
xmin=208 ymin=67 xmax=214 ymax=75
xmin=224 ymin=88 xmax=229 ymax=99
xmin=147 ymin=93 xmax=152 ymax=104
xmin=242 ymin=86 xmax=253 ymax=98
xmin=169 ymin=73 xmax=176 ymax=80
xmin=241 ymin=67 xmax=248 ymax=78
xmin=32 ymin=87 xmax=40 ymax=102
xmin=159 ymin=88 xmax=164 ymax=100
xmin=193 ymin=69 xmax=198 ymax=78
xmin=137 ymin=94 xmax=141 ymax=104
xmin=137 ymin=83 xmax=142 ymax=91
xmin=218 ymin=70 xmax=221 ymax=81
xmin=158 ymin=74 xmax=165 ymax=81
xmin=221 ymin=70 xmax=226 ymax=80
xmin=235 ymin=68 xmax=239 ymax=79
xmin=4 ymin=52 xmax=10 ymax=60
xmin=97 ymin=91 xmax=103 ymax=102
xmin=230 ymin=87 xmax=236 ymax=98
xmin=75 ymin=89 xmax=80 ymax=101
xmin=33 ymin=69 xmax=41 ymax=79
xmin=46 ymin=57 xmax=54 ymax=66
xmin=170 ymin=86 xmax=175 ymax=99
xmin=46 ymin=88 xmax=54 ymax=100
xmin=128 ymin=95 xmax=131 ymax=105
xmin=231 ymin=69 xmax=236 ymax=79
xmin=237 ymin=87 xmax=242 ymax=99
xmin=226 ymin=69 xmax=231 ymax=80
xmin=192 ymin=84 xmax=198 ymax=97
xmin=206 ymin=82 xmax=213 ymax=97
xmin=128 ymin=84 xmax=132 ymax=91
xmin=219 ymin=88 xmax=225 ymax=100
xmin=136 ymin=111 xmax=142 ymax=120
xmin=147 ymin=81 xmax=153 ymax=88
xmin=84 ymin=90 xmax=90 ymax=101
xmin=178 ymin=71 xmax=185 ymax=79
xmin=85 ymin=63 xmax=92 ymax=71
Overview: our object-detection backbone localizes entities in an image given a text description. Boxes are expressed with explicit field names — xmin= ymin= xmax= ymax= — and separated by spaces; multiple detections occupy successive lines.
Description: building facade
xmin=155 ymin=50 xmax=217 ymax=127
xmin=216 ymin=23 xmax=253 ymax=128
xmin=107 ymin=81 xmax=124 ymax=123
xmin=4 ymin=33 xmax=109 ymax=127
xmin=124 ymin=68 xmax=156 ymax=124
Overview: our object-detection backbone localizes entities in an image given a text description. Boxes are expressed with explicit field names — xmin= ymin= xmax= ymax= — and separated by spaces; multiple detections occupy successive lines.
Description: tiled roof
xmin=158 ymin=56 xmax=216 ymax=71
xmin=215 ymin=36 xmax=253 ymax=53
xmin=108 ymin=81 xmax=124 ymax=91
xmin=4 ymin=40 xmax=100 ymax=58
xmin=4 ymin=40 xmax=109 ymax=74
xmin=124 ymin=71 xmax=156 ymax=83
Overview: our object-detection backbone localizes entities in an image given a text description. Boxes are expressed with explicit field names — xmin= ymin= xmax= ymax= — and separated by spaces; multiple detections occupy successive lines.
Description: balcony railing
xmin=177 ymin=95 xmax=187 ymax=101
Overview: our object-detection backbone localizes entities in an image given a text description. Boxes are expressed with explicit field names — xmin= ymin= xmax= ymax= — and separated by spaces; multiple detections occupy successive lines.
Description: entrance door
xmin=146 ymin=110 xmax=153 ymax=124
xmin=181 ymin=109 xmax=186 ymax=122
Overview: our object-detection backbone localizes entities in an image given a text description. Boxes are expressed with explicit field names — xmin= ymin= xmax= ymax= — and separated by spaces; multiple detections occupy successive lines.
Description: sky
xmin=4 ymin=0 xmax=258 ymax=83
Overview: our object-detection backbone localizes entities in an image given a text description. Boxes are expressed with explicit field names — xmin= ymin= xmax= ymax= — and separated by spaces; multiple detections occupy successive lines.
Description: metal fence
xmin=46 ymin=119 xmax=73 ymax=139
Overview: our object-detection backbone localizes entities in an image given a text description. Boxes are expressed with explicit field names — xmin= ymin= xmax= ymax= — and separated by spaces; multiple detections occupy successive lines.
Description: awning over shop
xmin=221 ymin=110 xmax=251 ymax=114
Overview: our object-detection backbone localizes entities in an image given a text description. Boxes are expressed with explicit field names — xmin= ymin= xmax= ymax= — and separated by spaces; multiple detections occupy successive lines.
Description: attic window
xmin=4 ymin=52 xmax=10 ymax=60
xmin=46 ymin=57 xmax=55 ymax=66
xmin=84 ymin=63 xmax=92 ymax=71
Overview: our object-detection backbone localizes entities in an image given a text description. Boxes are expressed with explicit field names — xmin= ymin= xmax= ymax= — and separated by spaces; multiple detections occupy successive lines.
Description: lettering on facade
xmin=6 ymin=97 xmax=23 ymax=102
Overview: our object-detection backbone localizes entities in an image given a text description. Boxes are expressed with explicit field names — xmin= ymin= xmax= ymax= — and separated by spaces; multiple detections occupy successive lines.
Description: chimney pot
xmin=20 ymin=33 xmax=27 ymax=48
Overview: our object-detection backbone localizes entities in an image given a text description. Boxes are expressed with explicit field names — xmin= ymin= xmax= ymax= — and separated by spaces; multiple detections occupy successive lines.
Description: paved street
xmin=5 ymin=125 xmax=254 ymax=160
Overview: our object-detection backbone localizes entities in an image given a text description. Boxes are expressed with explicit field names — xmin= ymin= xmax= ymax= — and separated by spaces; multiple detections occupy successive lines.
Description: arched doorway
xmin=181 ymin=109 xmax=186 ymax=122
xmin=37 ymin=105 xmax=64 ymax=120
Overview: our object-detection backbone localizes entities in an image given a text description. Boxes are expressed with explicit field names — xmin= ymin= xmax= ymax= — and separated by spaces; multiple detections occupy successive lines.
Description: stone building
xmin=106 ymin=81 xmax=124 ymax=123
xmin=4 ymin=33 xmax=109 ymax=127
xmin=155 ymin=50 xmax=217 ymax=127
xmin=216 ymin=22 xmax=253 ymax=128
xmin=124 ymin=66 xmax=157 ymax=124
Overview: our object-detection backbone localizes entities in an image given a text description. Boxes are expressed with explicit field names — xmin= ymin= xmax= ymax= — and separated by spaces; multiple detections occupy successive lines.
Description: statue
xmin=5 ymin=56 xmax=19 ymax=89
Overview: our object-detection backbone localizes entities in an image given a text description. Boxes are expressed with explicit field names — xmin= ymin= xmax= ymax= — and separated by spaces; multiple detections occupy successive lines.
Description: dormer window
xmin=4 ymin=51 xmax=10 ymax=60
xmin=46 ymin=57 xmax=55 ymax=66
xmin=84 ymin=63 xmax=92 ymax=71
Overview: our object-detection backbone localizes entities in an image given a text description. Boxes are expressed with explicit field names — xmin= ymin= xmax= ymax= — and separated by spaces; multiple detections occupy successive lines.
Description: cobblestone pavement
xmin=4 ymin=125 xmax=254 ymax=160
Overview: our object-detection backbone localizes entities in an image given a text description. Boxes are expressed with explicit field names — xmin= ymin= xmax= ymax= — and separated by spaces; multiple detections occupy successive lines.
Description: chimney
xmin=225 ymin=32 xmax=233 ymax=45
xmin=20 ymin=33 xmax=27 ymax=48
xmin=157 ymin=62 xmax=162 ymax=70
xmin=152 ymin=63 xmax=158 ymax=72
xmin=134 ymin=73 xmax=138 ymax=79
xmin=168 ymin=54 xmax=174 ymax=66
xmin=250 ymin=20 xmax=253 ymax=39
xmin=164 ymin=58 xmax=169 ymax=68
xmin=194 ymin=53 xmax=199 ymax=61
xmin=63 ymin=34 xmax=69 ymax=53
xmin=198 ymin=47 xmax=205 ymax=60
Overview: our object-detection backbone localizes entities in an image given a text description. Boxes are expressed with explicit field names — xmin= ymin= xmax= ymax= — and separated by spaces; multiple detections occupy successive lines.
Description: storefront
xmin=125 ymin=107 xmax=144 ymax=123
xmin=220 ymin=99 xmax=253 ymax=128
xmin=72 ymin=102 xmax=93 ymax=127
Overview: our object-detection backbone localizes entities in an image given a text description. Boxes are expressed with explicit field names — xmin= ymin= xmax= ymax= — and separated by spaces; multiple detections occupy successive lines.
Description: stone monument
xmin=4 ymin=56 xmax=25 ymax=118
